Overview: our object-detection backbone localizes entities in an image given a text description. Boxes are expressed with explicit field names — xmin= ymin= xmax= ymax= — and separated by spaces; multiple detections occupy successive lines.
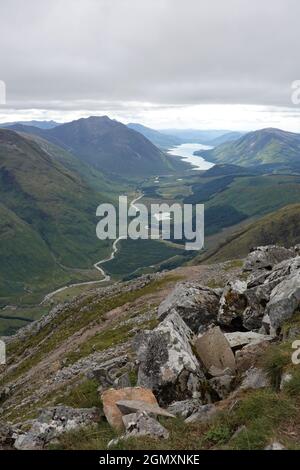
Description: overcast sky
xmin=0 ymin=0 xmax=300 ymax=130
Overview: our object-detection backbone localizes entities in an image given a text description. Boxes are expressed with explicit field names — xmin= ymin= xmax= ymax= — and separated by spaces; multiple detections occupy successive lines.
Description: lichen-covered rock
xmin=108 ymin=411 xmax=169 ymax=446
xmin=122 ymin=411 xmax=169 ymax=439
xmin=158 ymin=282 xmax=220 ymax=333
xmin=266 ymin=272 xmax=300 ymax=332
xmin=243 ymin=245 xmax=294 ymax=273
xmin=14 ymin=406 xmax=102 ymax=450
xmin=87 ymin=356 xmax=129 ymax=390
xmin=167 ymin=399 xmax=205 ymax=419
xmin=209 ymin=374 xmax=236 ymax=400
xmin=133 ymin=313 xmax=207 ymax=406
xmin=184 ymin=404 xmax=218 ymax=424
xmin=224 ymin=331 xmax=273 ymax=349
xmin=239 ymin=367 xmax=270 ymax=391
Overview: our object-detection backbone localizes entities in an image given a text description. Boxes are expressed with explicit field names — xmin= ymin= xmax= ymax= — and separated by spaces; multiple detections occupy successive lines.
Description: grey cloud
xmin=0 ymin=0 xmax=299 ymax=109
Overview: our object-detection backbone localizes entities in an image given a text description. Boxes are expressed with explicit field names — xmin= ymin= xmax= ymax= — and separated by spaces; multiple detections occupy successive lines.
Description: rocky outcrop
xmin=133 ymin=313 xmax=208 ymax=405
xmin=14 ymin=406 xmax=102 ymax=450
xmin=2 ymin=244 xmax=300 ymax=450
xmin=158 ymin=282 xmax=220 ymax=333
xmin=216 ymin=249 xmax=300 ymax=333
xmin=266 ymin=272 xmax=300 ymax=332
xmin=243 ymin=245 xmax=294 ymax=273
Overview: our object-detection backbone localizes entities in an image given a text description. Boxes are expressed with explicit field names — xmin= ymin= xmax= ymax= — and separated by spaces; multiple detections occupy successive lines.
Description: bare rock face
xmin=243 ymin=245 xmax=294 ymax=273
xmin=266 ymin=272 xmax=300 ymax=332
xmin=157 ymin=282 xmax=220 ymax=333
xmin=101 ymin=387 xmax=158 ymax=431
xmin=133 ymin=313 xmax=207 ymax=406
xmin=14 ymin=406 xmax=102 ymax=450
xmin=195 ymin=326 xmax=236 ymax=373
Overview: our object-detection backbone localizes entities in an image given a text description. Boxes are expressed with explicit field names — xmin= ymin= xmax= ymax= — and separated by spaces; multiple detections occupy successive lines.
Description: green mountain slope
xmin=199 ymin=204 xmax=300 ymax=262
xmin=197 ymin=128 xmax=300 ymax=168
xmin=184 ymin=171 xmax=300 ymax=237
xmin=8 ymin=117 xmax=178 ymax=177
xmin=0 ymin=129 xmax=112 ymax=304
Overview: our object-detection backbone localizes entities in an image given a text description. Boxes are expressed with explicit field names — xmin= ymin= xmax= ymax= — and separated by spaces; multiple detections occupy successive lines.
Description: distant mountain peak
xmin=7 ymin=116 xmax=177 ymax=176
xmin=199 ymin=127 xmax=300 ymax=169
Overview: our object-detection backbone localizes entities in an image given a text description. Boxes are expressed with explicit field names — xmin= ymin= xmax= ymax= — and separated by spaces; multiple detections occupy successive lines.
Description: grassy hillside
xmin=198 ymin=204 xmax=300 ymax=263
xmin=184 ymin=172 xmax=300 ymax=237
xmin=0 ymin=129 xmax=112 ymax=305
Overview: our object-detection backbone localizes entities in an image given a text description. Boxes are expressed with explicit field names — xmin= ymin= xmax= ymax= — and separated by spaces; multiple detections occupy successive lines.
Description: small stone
xmin=185 ymin=404 xmax=218 ymax=424
xmin=265 ymin=441 xmax=286 ymax=450
xmin=209 ymin=375 xmax=236 ymax=400
xmin=239 ymin=368 xmax=270 ymax=391
xmin=167 ymin=399 xmax=204 ymax=419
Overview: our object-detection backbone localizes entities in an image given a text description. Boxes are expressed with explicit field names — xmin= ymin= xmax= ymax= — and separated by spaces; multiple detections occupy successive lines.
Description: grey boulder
xmin=266 ymin=271 xmax=300 ymax=332
xmin=158 ymin=282 xmax=220 ymax=333
xmin=133 ymin=312 xmax=207 ymax=406
xmin=243 ymin=245 xmax=294 ymax=273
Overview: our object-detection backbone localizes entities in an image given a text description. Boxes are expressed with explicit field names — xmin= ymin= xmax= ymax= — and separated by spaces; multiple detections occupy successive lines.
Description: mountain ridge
xmin=197 ymin=127 xmax=300 ymax=168
xmin=6 ymin=116 xmax=180 ymax=177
